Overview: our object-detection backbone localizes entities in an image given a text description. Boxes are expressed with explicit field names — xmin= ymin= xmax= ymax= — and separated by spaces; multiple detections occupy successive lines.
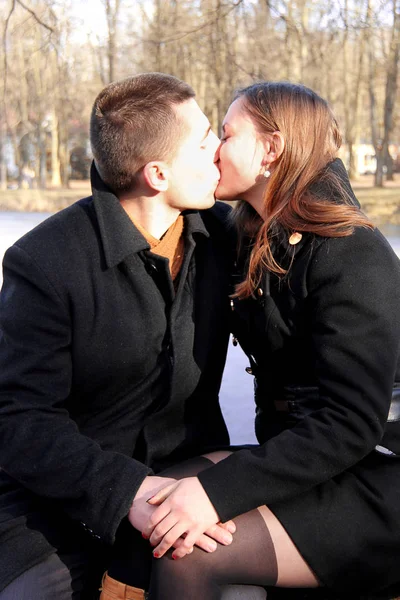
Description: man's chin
xmin=194 ymin=196 xmax=216 ymax=210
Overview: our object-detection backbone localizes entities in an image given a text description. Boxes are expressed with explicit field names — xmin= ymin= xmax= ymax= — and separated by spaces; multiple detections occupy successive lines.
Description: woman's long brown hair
xmin=232 ymin=82 xmax=373 ymax=299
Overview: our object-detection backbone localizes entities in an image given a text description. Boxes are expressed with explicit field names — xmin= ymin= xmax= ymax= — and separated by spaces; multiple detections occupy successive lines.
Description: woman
xmin=101 ymin=82 xmax=400 ymax=599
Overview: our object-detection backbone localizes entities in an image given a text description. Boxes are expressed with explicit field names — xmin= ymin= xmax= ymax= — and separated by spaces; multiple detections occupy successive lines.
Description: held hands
xmin=142 ymin=476 xmax=236 ymax=559
xmin=128 ymin=475 xmax=177 ymax=533
xmin=129 ymin=476 xmax=235 ymax=558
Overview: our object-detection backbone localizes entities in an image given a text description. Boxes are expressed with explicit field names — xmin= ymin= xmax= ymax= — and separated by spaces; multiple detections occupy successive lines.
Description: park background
xmin=1 ymin=0 xmax=400 ymax=443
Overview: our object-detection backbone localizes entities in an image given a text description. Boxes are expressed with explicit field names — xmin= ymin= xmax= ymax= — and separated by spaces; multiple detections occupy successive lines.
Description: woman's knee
xmin=202 ymin=450 xmax=233 ymax=464
xmin=257 ymin=505 xmax=319 ymax=588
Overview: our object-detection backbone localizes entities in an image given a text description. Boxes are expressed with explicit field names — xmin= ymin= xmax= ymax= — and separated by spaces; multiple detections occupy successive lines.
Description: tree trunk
xmin=366 ymin=0 xmax=384 ymax=187
xmin=59 ymin=119 xmax=70 ymax=188
xmin=0 ymin=120 xmax=7 ymax=191
xmin=385 ymin=147 xmax=394 ymax=180
xmin=375 ymin=148 xmax=384 ymax=187
xmin=381 ymin=0 xmax=400 ymax=183
xmin=50 ymin=109 xmax=61 ymax=187
xmin=285 ymin=0 xmax=295 ymax=80
xmin=105 ymin=0 xmax=121 ymax=82
xmin=37 ymin=125 xmax=47 ymax=189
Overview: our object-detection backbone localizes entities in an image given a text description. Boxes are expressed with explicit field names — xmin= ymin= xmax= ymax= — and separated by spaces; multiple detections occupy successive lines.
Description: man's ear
xmin=263 ymin=131 xmax=285 ymax=166
xmin=142 ymin=161 xmax=169 ymax=192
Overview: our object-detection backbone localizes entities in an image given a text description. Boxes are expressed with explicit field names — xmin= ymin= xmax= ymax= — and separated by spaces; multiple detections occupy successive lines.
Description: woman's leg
xmin=148 ymin=506 xmax=278 ymax=600
xmin=203 ymin=451 xmax=319 ymax=587
xmin=146 ymin=451 xmax=319 ymax=600
xmin=108 ymin=450 xmax=318 ymax=598
xmin=107 ymin=456 xmax=219 ymax=589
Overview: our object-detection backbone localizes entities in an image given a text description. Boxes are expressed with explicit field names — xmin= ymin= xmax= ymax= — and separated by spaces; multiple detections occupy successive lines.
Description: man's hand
xmin=129 ymin=476 xmax=235 ymax=558
xmin=143 ymin=476 xmax=234 ymax=559
xmin=128 ymin=475 xmax=177 ymax=533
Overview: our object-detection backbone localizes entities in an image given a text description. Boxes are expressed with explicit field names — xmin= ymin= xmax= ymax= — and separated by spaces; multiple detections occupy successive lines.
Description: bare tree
xmin=381 ymin=0 xmax=400 ymax=182
xmin=103 ymin=0 xmax=122 ymax=82
xmin=2 ymin=0 xmax=399 ymax=197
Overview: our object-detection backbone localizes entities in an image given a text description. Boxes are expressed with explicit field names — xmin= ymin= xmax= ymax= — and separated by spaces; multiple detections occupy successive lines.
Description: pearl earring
xmin=263 ymin=168 xmax=271 ymax=178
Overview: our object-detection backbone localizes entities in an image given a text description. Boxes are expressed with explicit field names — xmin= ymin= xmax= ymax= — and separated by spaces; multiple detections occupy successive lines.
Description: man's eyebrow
xmin=201 ymin=125 xmax=211 ymax=142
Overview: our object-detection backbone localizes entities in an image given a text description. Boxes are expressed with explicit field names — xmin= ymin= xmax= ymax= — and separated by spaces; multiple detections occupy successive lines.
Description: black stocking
xmin=108 ymin=456 xmax=278 ymax=598
xmin=108 ymin=457 xmax=215 ymax=589
xmin=147 ymin=508 xmax=277 ymax=600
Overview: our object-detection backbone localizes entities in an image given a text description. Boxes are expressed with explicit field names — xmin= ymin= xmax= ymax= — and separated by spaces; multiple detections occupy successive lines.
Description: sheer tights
xmin=108 ymin=456 xmax=278 ymax=599
xmin=108 ymin=457 xmax=214 ymax=589
xmin=148 ymin=507 xmax=277 ymax=600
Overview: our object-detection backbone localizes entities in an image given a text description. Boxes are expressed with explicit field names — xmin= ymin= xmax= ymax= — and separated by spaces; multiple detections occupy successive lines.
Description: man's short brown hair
xmin=90 ymin=73 xmax=195 ymax=194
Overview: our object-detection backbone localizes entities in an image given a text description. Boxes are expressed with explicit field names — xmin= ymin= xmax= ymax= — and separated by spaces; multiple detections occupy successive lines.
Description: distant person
xmin=106 ymin=82 xmax=400 ymax=600
xmin=0 ymin=73 xmax=238 ymax=600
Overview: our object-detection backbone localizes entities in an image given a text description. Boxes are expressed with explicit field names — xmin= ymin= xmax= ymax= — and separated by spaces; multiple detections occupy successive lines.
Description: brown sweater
xmin=133 ymin=215 xmax=185 ymax=281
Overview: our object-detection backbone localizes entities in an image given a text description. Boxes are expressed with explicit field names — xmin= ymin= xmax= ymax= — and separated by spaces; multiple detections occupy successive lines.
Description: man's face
xmin=165 ymin=99 xmax=221 ymax=211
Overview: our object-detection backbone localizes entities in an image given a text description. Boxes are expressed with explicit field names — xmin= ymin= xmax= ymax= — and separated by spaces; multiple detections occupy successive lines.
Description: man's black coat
xmin=0 ymin=169 xmax=232 ymax=589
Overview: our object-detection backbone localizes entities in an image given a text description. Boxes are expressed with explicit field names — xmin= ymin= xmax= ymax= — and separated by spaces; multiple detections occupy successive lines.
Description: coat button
xmin=146 ymin=262 xmax=158 ymax=274
xmin=289 ymin=232 xmax=302 ymax=245
xmin=257 ymin=288 xmax=263 ymax=297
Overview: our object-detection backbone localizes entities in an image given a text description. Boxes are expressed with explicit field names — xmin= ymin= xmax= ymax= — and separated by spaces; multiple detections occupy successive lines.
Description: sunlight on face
xmin=166 ymin=99 xmax=221 ymax=211
xmin=216 ymin=96 xmax=266 ymax=203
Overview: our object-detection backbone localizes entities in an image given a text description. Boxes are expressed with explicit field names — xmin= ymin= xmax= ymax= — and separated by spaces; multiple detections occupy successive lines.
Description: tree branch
xmin=16 ymin=0 xmax=54 ymax=33
xmin=145 ymin=0 xmax=244 ymax=45
xmin=3 ymin=0 xmax=16 ymax=102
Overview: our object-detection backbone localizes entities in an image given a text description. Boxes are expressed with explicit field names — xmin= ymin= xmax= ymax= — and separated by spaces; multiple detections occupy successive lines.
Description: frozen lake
xmin=1 ymin=211 xmax=400 ymax=445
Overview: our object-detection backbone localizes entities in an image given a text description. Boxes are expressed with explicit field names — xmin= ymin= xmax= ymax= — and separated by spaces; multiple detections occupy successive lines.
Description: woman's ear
xmin=263 ymin=131 xmax=285 ymax=166
xmin=142 ymin=161 xmax=169 ymax=192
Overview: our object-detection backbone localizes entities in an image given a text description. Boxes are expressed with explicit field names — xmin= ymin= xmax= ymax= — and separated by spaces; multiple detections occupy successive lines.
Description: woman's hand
xmin=143 ymin=476 xmax=234 ymax=559
xmin=129 ymin=475 xmax=235 ymax=558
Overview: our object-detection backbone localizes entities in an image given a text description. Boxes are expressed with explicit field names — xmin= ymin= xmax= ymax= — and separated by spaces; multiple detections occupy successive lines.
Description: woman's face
xmin=215 ymin=96 xmax=266 ymax=204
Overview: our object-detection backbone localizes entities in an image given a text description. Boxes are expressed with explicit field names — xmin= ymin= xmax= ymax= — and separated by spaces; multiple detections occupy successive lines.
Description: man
xmin=0 ymin=73 xmax=234 ymax=599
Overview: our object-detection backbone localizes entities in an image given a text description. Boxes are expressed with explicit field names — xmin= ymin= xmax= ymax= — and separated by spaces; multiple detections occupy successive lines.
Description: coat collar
xmin=274 ymin=157 xmax=360 ymax=258
xmin=90 ymin=162 xmax=209 ymax=268
xmin=308 ymin=158 xmax=360 ymax=208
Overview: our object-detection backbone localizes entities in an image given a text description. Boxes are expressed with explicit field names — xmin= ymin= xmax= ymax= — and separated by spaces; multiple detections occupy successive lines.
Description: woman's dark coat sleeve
xmin=0 ymin=244 xmax=152 ymax=544
xmin=198 ymin=227 xmax=400 ymax=522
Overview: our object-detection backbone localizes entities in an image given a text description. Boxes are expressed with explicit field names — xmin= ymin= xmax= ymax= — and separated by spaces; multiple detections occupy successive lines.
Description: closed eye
xmin=200 ymin=126 xmax=211 ymax=149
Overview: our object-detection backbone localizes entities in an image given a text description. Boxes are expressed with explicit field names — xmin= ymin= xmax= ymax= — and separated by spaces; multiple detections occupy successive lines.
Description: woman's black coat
xmin=0 ymin=168 xmax=232 ymax=590
xmin=198 ymin=161 xmax=400 ymax=590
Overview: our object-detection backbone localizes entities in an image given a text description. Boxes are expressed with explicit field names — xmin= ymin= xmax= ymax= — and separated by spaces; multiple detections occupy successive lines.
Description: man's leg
xmin=0 ymin=552 xmax=88 ymax=600
xmin=0 ymin=533 xmax=108 ymax=600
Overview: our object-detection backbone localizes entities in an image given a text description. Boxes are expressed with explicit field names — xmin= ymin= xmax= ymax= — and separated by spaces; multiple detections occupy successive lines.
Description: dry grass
xmin=353 ymin=175 xmax=400 ymax=226
xmin=0 ymin=181 xmax=91 ymax=213
xmin=0 ymin=176 xmax=399 ymax=226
